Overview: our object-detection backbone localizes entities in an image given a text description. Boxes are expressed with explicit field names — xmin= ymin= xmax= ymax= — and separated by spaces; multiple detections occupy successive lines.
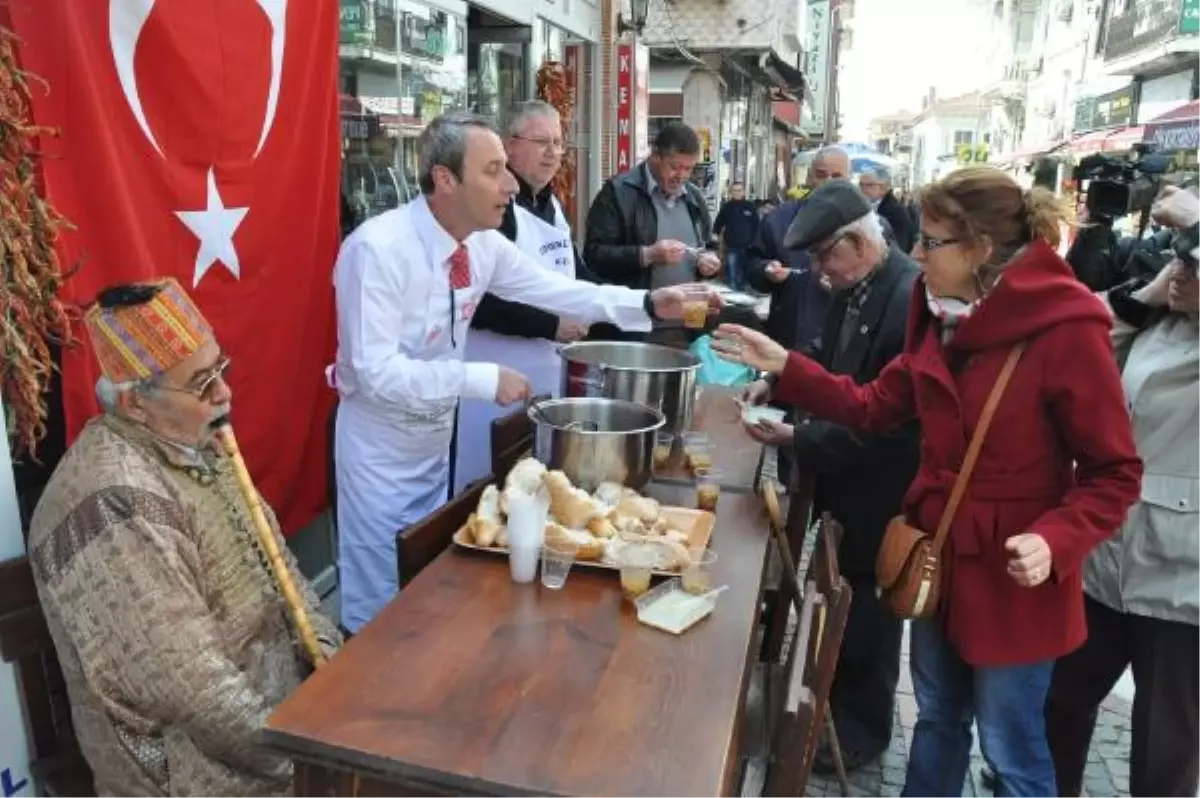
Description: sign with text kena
xmin=616 ymin=43 xmax=633 ymax=173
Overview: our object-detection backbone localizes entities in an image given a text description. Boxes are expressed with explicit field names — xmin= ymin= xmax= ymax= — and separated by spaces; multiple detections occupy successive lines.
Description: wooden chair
xmin=395 ymin=477 xmax=491 ymax=589
xmin=0 ymin=556 xmax=95 ymax=797
xmin=740 ymin=504 xmax=852 ymax=797
xmin=758 ymin=476 xmax=814 ymax=664
xmin=490 ymin=394 xmax=547 ymax=485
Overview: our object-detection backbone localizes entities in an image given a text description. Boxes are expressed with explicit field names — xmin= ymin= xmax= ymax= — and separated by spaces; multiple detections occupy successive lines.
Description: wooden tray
xmin=452 ymin=505 xmax=716 ymax=576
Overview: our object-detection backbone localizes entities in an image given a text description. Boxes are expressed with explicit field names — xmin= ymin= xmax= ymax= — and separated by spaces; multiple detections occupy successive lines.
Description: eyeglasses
xmin=919 ymin=232 xmax=961 ymax=252
xmin=809 ymin=234 xmax=848 ymax=263
xmin=158 ymin=356 xmax=231 ymax=401
xmin=513 ymin=135 xmax=567 ymax=153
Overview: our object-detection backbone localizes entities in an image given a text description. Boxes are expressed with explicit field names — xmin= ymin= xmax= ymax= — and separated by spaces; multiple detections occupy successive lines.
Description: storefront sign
xmin=616 ymin=43 xmax=633 ymax=173
xmin=339 ymin=0 xmax=371 ymax=45
xmin=1073 ymin=84 xmax=1135 ymax=132
xmin=803 ymin=0 xmax=830 ymax=137
xmin=1148 ymin=118 xmax=1200 ymax=151
xmin=1181 ymin=0 xmax=1199 ymax=33
xmin=1103 ymin=0 xmax=1181 ymax=62
xmin=634 ymin=44 xmax=650 ymax=162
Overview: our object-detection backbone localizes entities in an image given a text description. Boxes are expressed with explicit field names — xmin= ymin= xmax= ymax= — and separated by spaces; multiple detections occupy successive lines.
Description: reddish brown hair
xmin=919 ymin=167 xmax=1067 ymax=267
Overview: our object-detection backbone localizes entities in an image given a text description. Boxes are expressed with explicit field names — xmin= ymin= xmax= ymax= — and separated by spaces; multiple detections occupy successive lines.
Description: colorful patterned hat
xmin=84 ymin=277 xmax=214 ymax=384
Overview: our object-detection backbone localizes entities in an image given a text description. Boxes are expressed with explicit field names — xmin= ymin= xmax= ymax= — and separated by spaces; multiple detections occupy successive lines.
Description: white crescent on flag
xmin=108 ymin=0 xmax=288 ymax=158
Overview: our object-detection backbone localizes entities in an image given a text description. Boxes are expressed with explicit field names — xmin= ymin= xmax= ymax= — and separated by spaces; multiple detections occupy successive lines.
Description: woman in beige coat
xmin=1045 ymin=186 xmax=1200 ymax=797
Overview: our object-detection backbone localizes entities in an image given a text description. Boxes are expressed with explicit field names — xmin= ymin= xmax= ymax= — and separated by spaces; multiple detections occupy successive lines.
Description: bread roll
xmin=587 ymin=516 xmax=617 ymax=539
xmin=615 ymin=492 xmax=660 ymax=523
xmin=469 ymin=485 xmax=503 ymax=546
xmin=545 ymin=470 xmax=603 ymax=529
xmin=544 ymin=522 xmax=604 ymax=561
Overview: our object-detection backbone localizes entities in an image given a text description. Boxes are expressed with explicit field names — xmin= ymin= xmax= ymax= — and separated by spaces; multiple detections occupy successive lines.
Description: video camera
xmin=1072 ymin=143 xmax=1173 ymax=220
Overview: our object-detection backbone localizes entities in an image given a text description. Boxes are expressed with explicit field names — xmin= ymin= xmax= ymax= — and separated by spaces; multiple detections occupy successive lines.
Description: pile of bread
xmin=463 ymin=458 xmax=695 ymax=571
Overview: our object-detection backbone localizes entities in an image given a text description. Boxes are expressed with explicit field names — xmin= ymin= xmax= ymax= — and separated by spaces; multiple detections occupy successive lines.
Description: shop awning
xmin=1142 ymin=100 xmax=1199 ymax=152
xmin=1069 ymin=129 xmax=1112 ymax=154
xmin=757 ymin=51 xmax=805 ymax=101
xmin=1102 ymin=125 xmax=1145 ymax=152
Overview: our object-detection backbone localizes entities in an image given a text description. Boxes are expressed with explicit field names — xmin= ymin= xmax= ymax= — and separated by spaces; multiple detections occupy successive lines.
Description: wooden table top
xmin=652 ymin=386 xmax=762 ymax=494
xmin=264 ymin=482 xmax=772 ymax=797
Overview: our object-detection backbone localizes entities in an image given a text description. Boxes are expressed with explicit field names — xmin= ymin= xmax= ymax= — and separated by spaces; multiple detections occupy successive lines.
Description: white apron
xmin=337 ymin=269 xmax=478 ymax=634
xmin=454 ymin=200 xmax=576 ymax=494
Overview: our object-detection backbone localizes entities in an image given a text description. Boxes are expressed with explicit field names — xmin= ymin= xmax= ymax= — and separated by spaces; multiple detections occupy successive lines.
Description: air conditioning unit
xmin=1056 ymin=0 xmax=1073 ymax=22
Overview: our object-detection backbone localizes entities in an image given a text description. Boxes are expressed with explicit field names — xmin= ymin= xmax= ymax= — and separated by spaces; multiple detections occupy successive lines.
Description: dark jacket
xmin=775 ymin=239 xmax=1143 ymax=666
xmin=746 ymin=199 xmax=830 ymax=352
xmin=713 ymin=198 xmax=760 ymax=250
xmin=876 ymin=191 xmax=915 ymax=253
xmin=583 ymin=161 xmax=713 ymax=290
xmin=795 ymin=248 xmax=921 ymax=575
xmin=472 ymin=172 xmax=600 ymax=341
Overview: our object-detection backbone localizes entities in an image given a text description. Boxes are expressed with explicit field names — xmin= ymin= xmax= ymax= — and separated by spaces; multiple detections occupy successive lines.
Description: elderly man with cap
xmin=742 ymin=181 xmax=921 ymax=774
xmin=28 ymin=278 xmax=341 ymax=796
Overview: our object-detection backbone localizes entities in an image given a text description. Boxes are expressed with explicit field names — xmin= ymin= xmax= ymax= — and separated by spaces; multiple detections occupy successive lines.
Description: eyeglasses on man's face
xmin=159 ymin=355 xmax=231 ymax=402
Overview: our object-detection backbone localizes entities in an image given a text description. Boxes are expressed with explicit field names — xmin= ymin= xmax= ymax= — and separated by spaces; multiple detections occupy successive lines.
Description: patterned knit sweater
xmin=28 ymin=415 xmax=341 ymax=796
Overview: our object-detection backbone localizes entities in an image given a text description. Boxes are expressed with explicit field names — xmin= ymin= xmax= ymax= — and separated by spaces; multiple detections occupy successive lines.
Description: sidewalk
xmin=804 ymin=623 xmax=1135 ymax=797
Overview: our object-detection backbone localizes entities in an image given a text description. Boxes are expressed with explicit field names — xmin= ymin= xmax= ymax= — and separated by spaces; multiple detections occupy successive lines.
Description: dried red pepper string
xmin=536 ymin=61 xmax=577 ymax=230
xmin=0 ymin=27 xmax=76 ymax=461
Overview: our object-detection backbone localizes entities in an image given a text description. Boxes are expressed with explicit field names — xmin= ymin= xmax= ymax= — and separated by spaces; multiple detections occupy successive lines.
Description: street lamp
xmin=618 ymin=0 xmax=650 ymax=35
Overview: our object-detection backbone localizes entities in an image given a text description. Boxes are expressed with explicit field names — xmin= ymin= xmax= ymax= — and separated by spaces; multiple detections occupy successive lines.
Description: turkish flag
xmin=9 ymin=0 xmax=340 ymax=534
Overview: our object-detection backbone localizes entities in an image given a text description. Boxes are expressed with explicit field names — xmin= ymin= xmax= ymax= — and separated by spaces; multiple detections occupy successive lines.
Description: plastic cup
xmin=681 ymin=549 xmax=718 ymax=595
xmin=620 ymin=565 xmax=653 ymax=601
xmin=680 ymin=285 xmax=711 ymax=329
xmin=686 ymin=443 xmax=715 ymax=473
xmin=509 ymin=545 xmax=539 ymax=584
xmin=693 ymin=467 xmax=722 ymax=511
xmin=653 ymin=432 xmax=675 ymax=470
xmin=541 ymin=538 xmax=578 ymax=590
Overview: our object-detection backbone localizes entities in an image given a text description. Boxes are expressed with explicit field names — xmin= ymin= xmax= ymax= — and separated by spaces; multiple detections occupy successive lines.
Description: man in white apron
xmin=454 ymin=101 xmax=594 ymax=493
xmin=333 ymin=112 xmax=720 ymax=634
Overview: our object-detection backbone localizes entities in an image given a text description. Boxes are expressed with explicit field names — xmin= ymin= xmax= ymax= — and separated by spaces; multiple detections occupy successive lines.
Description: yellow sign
xmin=957 ymin=143 xmax=990 ymax=164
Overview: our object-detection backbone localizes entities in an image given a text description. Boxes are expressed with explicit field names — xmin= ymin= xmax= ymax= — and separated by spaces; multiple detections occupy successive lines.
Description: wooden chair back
xmin=490 ymin=394 xmax=547 ymax=484
xmin=763 ymin=571 xmax=852 ymax=797
xmin=395 ymin=477 xmax=490 ymax=589
xmin=0 ymin=556 xmax=95 ymax=796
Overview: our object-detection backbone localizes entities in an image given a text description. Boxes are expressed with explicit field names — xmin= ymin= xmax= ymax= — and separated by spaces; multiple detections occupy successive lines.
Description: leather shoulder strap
xmin=931 ymin=341 xmax=1027 ymax=555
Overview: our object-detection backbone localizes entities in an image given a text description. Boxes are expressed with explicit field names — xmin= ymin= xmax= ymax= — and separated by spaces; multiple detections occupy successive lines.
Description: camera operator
xmin=1067 ymin=202 xmax=1182 ymax=291
xmin=1065 ymin=150 xmax=1180 ymax=291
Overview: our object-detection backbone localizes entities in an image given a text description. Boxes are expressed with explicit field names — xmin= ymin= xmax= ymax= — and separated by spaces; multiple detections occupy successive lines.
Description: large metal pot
xmin=559 ymin=341 xmax=700 ymax=433
xmin=528 ymin=398 xmax=665 ymax=491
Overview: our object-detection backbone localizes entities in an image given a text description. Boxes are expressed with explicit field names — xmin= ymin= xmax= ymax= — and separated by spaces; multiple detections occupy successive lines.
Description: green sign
xmin=340 ymin=0 xmax=371 ymax=45
xmin=1181 ymin=0 xmax=1199 ymax=33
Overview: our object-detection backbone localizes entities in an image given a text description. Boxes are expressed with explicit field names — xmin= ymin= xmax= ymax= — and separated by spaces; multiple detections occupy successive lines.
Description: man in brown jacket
xmin=28 ymin=277 xmax=340 ymax=796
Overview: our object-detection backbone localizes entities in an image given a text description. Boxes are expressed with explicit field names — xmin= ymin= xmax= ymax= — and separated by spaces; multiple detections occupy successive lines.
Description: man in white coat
xmin=454 ymin=100 xmax=592 ymax=493
xmin=333 ymin=111 xmax=718 ymax=633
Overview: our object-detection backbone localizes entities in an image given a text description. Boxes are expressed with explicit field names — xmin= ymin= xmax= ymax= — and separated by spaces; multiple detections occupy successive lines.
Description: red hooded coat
xmin=776 ymin=240 xmax=1143 ymax=666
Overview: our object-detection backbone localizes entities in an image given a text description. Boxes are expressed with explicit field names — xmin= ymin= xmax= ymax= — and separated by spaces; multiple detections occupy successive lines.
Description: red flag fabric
xmin=9 ymin=0 xmax=340 ymax=534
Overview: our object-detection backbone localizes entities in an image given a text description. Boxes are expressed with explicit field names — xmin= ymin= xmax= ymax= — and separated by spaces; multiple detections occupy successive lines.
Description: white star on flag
xmin=175 ymin=167 xmax=250 ymax=287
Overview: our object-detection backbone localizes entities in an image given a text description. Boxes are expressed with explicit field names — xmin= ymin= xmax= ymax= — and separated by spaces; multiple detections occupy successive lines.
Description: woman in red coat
xmin=715 ymin=167 xmax=1142 ymax=796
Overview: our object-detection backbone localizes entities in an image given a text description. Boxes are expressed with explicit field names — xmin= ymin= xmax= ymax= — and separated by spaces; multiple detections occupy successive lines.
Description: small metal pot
xmin=559 ymin=341 xmax=700 ymax=433
xmin=528 ymin=398 xmax=665 ymax=491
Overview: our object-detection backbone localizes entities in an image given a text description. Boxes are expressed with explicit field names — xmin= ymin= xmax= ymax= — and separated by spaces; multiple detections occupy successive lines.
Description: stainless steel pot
xmin=559 ymin=341 xmax=700 ymax=433
xmin=528 ymin=398 xmax=665 ymax=491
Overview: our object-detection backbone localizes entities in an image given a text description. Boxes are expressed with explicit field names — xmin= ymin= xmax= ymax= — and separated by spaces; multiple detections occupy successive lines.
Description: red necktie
xmin=448 ymin=245 xmax=471 ymax=289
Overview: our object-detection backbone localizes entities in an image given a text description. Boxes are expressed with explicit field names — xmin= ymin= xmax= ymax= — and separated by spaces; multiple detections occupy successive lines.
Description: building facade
xmin=338 ymin=0 xmax=605 ymax=231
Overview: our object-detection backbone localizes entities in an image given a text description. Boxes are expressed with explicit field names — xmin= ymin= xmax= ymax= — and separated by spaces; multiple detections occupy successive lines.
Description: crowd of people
xmin=21 ymin=105 xmax=1198 ymax=798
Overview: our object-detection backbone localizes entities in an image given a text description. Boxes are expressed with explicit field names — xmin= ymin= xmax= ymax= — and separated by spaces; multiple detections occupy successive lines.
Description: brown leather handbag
xmin=875 ymin=342 xmax=1026 ymax=620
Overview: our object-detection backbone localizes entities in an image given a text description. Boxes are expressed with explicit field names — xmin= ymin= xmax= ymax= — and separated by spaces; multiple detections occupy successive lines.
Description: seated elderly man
xmin=28 ymin=278 xmax=341 ymax=796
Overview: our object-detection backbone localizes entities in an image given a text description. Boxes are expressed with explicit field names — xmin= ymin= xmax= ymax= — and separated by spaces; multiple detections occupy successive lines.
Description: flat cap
xmin=783 ymin=180 xmax=873 ymax=251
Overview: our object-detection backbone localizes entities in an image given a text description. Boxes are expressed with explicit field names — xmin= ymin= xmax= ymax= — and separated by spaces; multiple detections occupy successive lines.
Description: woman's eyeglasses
xmin=918 ymin=232 xmax=961 ymax=252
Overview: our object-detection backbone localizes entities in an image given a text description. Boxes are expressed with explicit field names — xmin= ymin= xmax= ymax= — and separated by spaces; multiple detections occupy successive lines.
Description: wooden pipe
xmin=216 ymin=424 xmax=326 ymax=670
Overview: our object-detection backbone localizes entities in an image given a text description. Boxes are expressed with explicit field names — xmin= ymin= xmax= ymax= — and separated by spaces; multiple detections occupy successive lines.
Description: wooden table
xmin=652 ymin=386 xmax=763 ymax=494
xmin=264 ymin=482 xmax=772 ymax=797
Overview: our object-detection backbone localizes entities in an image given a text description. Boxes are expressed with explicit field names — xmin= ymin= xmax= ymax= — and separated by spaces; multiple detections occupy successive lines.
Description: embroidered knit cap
xmin=84 ymin=277 xmax=213 ymax=383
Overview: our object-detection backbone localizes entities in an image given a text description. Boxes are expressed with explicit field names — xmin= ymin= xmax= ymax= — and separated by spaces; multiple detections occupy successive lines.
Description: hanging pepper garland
xmin=536 ymin=60 xmax=578 ymax=230
xmin=0 ymin=27 xmax=76 ymax=460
